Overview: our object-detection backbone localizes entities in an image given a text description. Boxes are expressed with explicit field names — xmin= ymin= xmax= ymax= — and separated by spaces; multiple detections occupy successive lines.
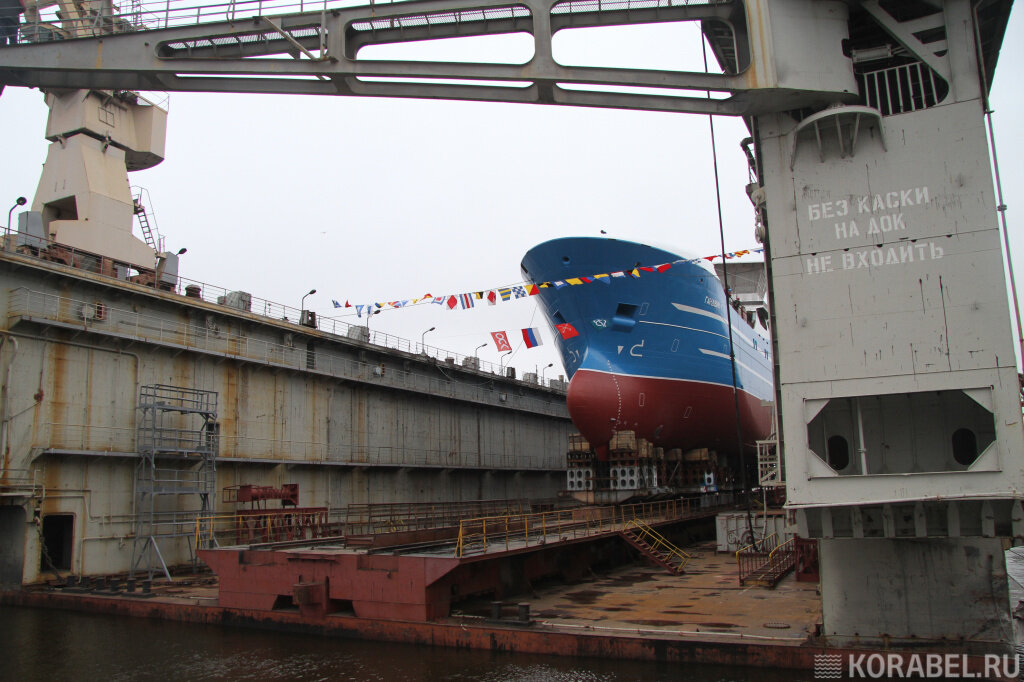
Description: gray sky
xmin=2 ymin=8 xmax=1022 ymax=377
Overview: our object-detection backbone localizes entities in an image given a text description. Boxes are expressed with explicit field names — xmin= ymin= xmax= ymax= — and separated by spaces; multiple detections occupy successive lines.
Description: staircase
xmin=736 ymin=534 xmax=796 ymax=587
xmin=619 ymin=519 xmax=691 ymax=575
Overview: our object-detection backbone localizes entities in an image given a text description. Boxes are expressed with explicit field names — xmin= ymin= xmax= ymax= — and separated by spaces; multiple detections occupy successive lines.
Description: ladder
xmin=133 ymin=196 xmax=157 ymax=250
xmin=619 ymin=519 xmax=691 ymax=575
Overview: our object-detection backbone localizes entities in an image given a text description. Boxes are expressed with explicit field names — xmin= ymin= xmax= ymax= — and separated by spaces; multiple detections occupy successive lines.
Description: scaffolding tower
xmin=132 ymin=384 xmax=218 ymax=581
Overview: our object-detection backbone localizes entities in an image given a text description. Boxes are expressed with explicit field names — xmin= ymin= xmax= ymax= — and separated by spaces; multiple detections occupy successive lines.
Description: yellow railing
xmin=623 ymin=518 xmax=692 ymax=571
xmin=736 ymin=533 xmax=797 ymax=585
xmin=454 ymin=498 xmax=717 ymax=558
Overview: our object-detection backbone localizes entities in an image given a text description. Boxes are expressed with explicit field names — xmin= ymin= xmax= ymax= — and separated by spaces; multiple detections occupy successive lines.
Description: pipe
xmin=971 ymin=1 xmax=1024 ymax=370
xmin=855 ymin=397 xmax=868 ymax=475
xmin=0 ymin=334 xmax=18 ymax=468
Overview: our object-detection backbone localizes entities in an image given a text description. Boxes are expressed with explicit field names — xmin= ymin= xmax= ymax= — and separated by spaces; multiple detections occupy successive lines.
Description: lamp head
xmin=15 ymin=197 xmax=27 ymax=206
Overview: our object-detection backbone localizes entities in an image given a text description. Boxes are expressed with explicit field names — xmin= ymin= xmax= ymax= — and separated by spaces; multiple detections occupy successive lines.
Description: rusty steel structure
xmin=0 ymin=245 xmax=573 ymax=584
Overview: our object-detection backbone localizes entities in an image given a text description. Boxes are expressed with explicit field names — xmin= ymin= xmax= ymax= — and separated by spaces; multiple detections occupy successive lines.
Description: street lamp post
xmin=474 ymin=342 xmax=487 ymax=359
xmin=365 ymin=308 xmax=380 ymax=329
xmin=499 ymin=350 xmax=512 ymax=375
xmin=301 ymin=288 xmax=316 ymax=311
xmin=6 ymin=196 xmax=27 ymax=249
xmin=421 ymin=326 xmax=436 ymax=353
xmin=540 ymin=362 xmax=554 ymax=384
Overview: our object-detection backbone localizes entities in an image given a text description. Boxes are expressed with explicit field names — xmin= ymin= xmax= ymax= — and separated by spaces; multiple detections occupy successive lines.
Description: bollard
xmin=142 ymin=579 xmax=151 ymax=594
xmin=490 ymin=601 xmax=503 ymax=621
xmin=517 ymin=603 xmax=530 ymax=623
xmin=126 ymin=578 xmax=136 ymax=593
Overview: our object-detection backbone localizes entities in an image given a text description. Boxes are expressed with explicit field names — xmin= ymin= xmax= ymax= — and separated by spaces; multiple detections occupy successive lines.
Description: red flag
xmin=656 ymin=263 xmax=672 ymax=273
xmin=491 ymin=331 xmax=513 ymax=352
xmin=526 ymin=284 xmax=539 ymax=296
xmin=556 ymin=323 xmax=579 ymax=340
xmin=446 ymin=295 xmax=458 ymax=309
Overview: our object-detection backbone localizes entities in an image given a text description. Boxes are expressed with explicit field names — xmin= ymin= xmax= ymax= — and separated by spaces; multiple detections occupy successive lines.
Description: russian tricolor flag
xmin=521 ymin=327 xmax=542 ymax=348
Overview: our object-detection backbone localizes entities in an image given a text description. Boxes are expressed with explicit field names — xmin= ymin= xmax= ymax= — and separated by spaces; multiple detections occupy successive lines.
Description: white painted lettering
xmin=880 ymin=214 xmax=893 ymax=232
xmin=887 ymin=191 xmax=899 ymax=209
xmin=873 ymin=194 xmax=886 ymax=212
xmin=822 ymin=201 xmax=834 ymax=219
xmin=886 ymin=653 xmax=905 ymax=678
xmin=857 ymin=196 xmax=870 ymax=214
xmin=808 ymin=204 xmax=821 ymax=221
xmin=916 ymin=186 xmax=930 ymax=204
xmin=900 ymin=188 xmax=914 ymax=205
xmin=905 ymin=655 xmax=924 ymax=677
xmin=836 ymin=199 xmax=849 ymax=216
xmin=899 ymin=244 xmax=915 ymax=263
xmin=870 ymin=249 xmax=884 ymax=266
xmin=868 ymin=217 xmax=880 ymax=234
xmin=930 ymin=242 xmax=944 ymax=259
xmin=835 ymin=222 xmax=848 ymax=239
xmin=805 ymin=255 xmax=833 ymax=274
xmin=849 ymin=220 xmax=859 ymax=237
xmin=842 ymin=253 xmax=854 ymax=269
xmin=894 ymin=213 xmax=905 ymax=230
xmin=885 ymin=248 xmax=899 ymax=265
xmin=926 ymin=654 xmax=943 ymax=678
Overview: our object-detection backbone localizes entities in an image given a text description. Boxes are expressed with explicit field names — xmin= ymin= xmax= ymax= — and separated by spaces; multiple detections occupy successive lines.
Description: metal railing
xmin=1 ymin=240 xmax=565 ymax=390
xmin=0 ymin=468 xmax=43 ymax=497
xmin=736 ymin=532 xmax=796 ymax=586
xmin=194 ymin=507 xmax=331 ymax=548
xmin=454 ymin=497 xmax=724 ymax=558
xmin=857 ymin=61 xmax=946 ymax=117
xmin=7 ymin=288 xmax=567 ymax=420
xmin=193 ymin=498 xmax=533 ymax=548
xmin=736 ymin=532 xmax=775 ymax=583
xmin=622 ymin=518 xmax=691 ymax=571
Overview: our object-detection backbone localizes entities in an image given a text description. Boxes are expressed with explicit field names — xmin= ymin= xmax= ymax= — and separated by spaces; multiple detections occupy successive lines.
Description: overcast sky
xmin=2 ymin=7 xmax=1022 ymax=378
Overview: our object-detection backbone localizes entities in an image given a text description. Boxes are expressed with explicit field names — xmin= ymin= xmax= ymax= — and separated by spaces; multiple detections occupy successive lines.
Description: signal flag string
xmin=328 ymin=247 xmax=766 ymax=318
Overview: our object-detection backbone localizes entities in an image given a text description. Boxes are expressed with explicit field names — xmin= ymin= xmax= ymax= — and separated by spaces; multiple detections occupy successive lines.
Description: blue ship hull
xmin=521 ymin=237 xmax=774 ymax=456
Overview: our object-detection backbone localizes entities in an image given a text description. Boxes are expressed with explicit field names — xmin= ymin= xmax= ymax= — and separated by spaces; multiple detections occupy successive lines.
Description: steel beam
xmin=0 ymin=0 xmax=857 ymax=115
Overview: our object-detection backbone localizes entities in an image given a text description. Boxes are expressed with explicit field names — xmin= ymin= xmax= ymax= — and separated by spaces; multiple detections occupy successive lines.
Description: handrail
xmin=454 ymin=497 xmax=729 ymax=558
xmin=623 ymin=518 xmax=691 ymax=571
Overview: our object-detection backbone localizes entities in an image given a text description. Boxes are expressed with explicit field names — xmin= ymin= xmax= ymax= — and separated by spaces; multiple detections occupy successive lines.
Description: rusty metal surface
xmin=0 ymin=253 xmax=573 ymax=583
xmin=521 ymin=543 xmax=820 ymax=641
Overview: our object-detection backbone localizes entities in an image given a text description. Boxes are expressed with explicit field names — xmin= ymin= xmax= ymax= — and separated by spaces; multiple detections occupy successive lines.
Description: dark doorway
xmin=40 ymin=514 xmax=74 ymax=572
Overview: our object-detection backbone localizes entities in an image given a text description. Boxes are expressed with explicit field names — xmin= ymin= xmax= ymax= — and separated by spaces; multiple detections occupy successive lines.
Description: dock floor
xmin=452 ymin=542 xmax=821 ymax=644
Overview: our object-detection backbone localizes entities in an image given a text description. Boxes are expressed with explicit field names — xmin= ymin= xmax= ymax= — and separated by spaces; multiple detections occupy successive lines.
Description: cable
xmin=702 ymin=35 xmax=758 ymax=551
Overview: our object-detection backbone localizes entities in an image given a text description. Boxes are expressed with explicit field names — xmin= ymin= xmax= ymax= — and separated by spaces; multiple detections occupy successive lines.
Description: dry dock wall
xmin=0 ymin=252 xmax=572 ymax=583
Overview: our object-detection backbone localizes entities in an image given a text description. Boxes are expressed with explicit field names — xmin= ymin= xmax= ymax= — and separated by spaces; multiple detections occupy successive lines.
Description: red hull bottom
xmin=566 ymin=370 xmax=772 ymax=456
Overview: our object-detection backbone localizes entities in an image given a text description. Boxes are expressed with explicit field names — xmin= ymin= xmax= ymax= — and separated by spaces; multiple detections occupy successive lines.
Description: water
xmin=0 ymin=605 xmax=813 ymax=681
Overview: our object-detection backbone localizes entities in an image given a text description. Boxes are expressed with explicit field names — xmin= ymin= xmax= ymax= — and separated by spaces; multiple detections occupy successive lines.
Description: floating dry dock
xmin=2 ymin=503 xmax=1015 ymax=678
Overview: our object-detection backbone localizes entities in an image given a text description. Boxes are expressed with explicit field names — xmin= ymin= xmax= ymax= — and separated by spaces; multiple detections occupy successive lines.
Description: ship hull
xmin=567 ymin=369 xmax=772 ymax=454
xmin=522 ymin=237 xmax=774 ymax=456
